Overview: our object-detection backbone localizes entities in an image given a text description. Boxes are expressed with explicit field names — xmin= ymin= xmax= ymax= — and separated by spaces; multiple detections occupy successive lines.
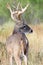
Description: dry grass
xmin=26 ymin=24 xmax=43 ymax=65
xmin=0 ymin=22 xmax=43 ymax=65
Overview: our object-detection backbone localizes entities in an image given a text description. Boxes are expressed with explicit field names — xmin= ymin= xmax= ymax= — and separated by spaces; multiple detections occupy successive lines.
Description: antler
xmin=21 ymin=4 xmax=29 ymax=13
xmin=6 ymin=3 xmax=12 ymax=13
xmin=17 ymin=4 xmax=29 ymax=15
xmin=6 ymin=3 xmax=29 ymax=21
xmin=17 ymin=2 xmax=20 ymax=10
xmin=16 ymin=2 xmax=22 ymax=10
xmin=6 ymin=3 xmax=18 ymax=14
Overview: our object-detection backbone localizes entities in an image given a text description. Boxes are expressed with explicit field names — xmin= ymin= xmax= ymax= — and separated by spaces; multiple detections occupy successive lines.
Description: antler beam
xmin=18 ymin=4 xmax=29 ymax=15
xmin=6 ymin=3 xmax=29 ymax=21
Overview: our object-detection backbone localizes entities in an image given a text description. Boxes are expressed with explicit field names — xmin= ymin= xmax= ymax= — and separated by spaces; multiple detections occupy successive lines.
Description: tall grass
xmin=0 ymin=22 xmax=43 ymax=65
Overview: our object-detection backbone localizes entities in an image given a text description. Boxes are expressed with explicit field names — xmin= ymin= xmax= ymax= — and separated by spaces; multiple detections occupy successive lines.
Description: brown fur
xmin=6 ymin=3 xmax=33 ymax=65
xmin=6 ymin=32 xmax=28 ymax=65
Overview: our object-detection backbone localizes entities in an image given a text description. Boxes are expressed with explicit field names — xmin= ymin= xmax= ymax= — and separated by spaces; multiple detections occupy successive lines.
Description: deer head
xmin=7 ymin=2 xmax=33 ymax=34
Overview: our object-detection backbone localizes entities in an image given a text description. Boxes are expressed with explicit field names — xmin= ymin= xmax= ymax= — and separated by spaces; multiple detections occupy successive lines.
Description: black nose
xmin=31 ymin=29 xmax=33 ymax=33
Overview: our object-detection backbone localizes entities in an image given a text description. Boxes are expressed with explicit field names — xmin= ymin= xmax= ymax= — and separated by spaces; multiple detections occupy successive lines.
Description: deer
xmin=6 ymin=2 xmax=33 ymax=65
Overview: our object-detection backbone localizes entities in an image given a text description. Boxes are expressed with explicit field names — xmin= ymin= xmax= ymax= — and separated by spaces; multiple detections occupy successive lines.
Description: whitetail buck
xmin=6 ymin=2 xmax=33 ymax=65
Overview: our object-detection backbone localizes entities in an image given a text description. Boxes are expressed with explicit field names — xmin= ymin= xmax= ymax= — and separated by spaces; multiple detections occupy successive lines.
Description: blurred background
xmin=0 ymin=0 xmax=43 ymax=25
xmin=0 ymin=0 xmax=43 ymax=65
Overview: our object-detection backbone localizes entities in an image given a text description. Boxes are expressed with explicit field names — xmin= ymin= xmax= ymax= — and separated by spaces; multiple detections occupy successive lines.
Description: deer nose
xmin=31 ymin=29 xmax=33 ymax=33
xmin=29 ymin=29 xmax=33 ymax=33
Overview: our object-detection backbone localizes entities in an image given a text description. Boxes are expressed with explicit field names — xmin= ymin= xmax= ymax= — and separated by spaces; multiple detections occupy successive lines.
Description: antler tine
xmin=7 ymin=3 xmax=18 ymax=14
xmin=20 ymin=3 xmax=23 ymax=10
xmin=18 ymin=3 xmax=29 ymax=15
xmin=17 ymin=2 xmax=20 ymax=10
xmin=6 ymin=3 xmax=10 ymax=9
xmin=17 ymin=2 xmax=23 ymax=11
xmin=6 ymin=3 xmax=13 ymax=13
xmin=22 ymin=4 xmax=29 ymax=12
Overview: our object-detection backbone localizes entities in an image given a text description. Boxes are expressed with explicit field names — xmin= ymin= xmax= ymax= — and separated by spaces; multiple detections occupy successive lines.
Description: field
xmin=0 ymin=22 xmax=43 ymax=65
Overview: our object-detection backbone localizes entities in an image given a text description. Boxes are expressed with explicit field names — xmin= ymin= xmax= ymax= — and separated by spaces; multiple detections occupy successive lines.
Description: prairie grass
xmin=0 ymin=22 xmax=43 ymax=65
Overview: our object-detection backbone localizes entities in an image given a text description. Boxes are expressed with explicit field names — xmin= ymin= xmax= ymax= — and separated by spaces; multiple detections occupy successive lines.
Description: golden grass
xmin=26 ymin=24 xmax=43 ymax=65
xmin=0 ymin=22 xmax=43 ymax=65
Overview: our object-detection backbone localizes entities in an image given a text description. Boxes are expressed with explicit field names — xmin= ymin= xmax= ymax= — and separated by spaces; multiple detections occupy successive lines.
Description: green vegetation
xmin=0 ymin=23 xmax=43 ymax=65
xmin=0 ymin=0 xmax=43 ymax=24
xmin=0 ymin=0 xmax=43 ymax=65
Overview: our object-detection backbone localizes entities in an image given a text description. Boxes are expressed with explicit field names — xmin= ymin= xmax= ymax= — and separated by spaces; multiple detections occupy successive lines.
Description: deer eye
xmin=24 ymin=27 xmax=26 ymax=29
